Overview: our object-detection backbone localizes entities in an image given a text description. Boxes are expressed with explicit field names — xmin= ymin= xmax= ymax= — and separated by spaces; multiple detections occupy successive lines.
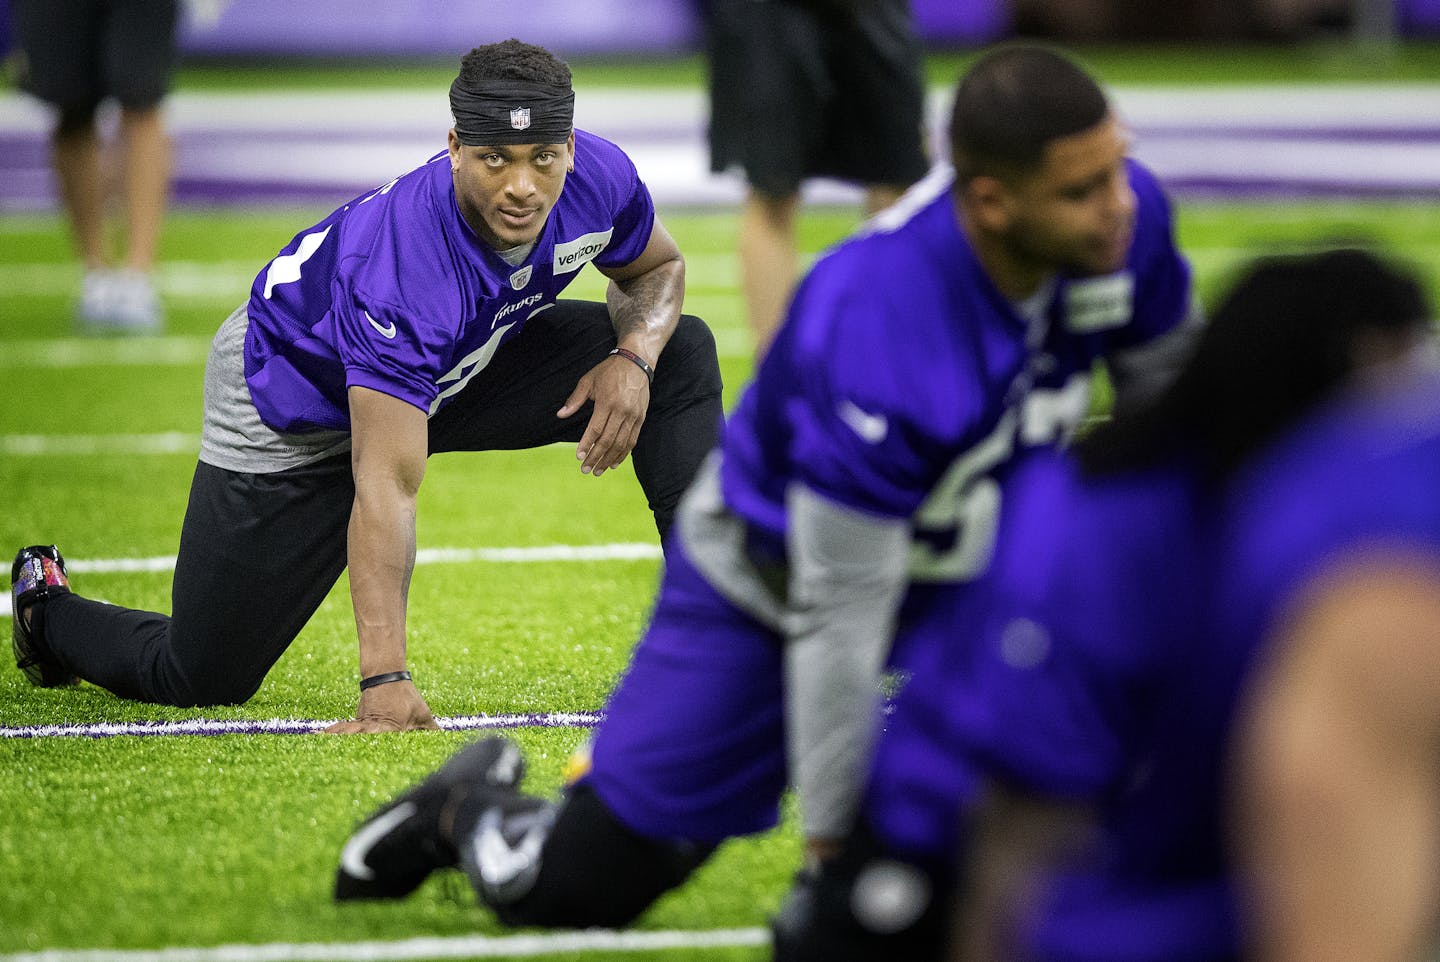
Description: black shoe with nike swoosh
xmin=334 ymin=735 xmax=526 ymax=900
xmin=457 ymin=782 xmax=554 ymax=909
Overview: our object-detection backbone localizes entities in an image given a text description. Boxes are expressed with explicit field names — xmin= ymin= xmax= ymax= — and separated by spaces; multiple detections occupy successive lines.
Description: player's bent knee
xmin=653 ymin=314 xmax=722 ymax=398
xmin=491 ymin=782 xmax=715 ymax=929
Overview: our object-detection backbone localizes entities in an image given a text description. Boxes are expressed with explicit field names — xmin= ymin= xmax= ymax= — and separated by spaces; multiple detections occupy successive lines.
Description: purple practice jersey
xmin=719 ymin=159 xmax=1191 ymax=582
xmin=864 ymin=449 xmax=1208 ymax=880
xmin=1030 ymin=363 xmax=1440 ymax=962
xmin=242 ymin=129 xmax=654 ymax=433
xmin=867 ymin=362 xmax=1440 ymax=962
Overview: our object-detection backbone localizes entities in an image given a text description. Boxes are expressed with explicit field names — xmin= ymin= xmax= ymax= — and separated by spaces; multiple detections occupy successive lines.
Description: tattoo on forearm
xmin=608 ymin=261 xmax=683 ymax=344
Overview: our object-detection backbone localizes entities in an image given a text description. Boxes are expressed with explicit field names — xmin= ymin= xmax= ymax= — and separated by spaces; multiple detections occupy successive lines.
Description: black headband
xmin=450 ymin=78 xmax=575 ymax=146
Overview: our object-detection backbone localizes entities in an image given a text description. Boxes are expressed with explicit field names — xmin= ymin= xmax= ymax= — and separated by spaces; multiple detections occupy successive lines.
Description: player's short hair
xmin=949 ymin=44 xmax=1110 ymax=183
xmin=457 ymin=38 xmax=572 ymax=89
xmin=1078 ymin=247 xmax=1433 ymax=479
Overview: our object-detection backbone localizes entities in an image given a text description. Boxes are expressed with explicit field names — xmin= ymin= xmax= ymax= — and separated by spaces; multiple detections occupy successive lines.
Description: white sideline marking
xmin=0 ymin=712 xmax=605 ymax=739
xmin=0 ymin=544 xmax=661 ymax=619
xmin=63 ymin=543 xmax=663 ymax=573
xmin=0 ymin=927 xmax=770 ymax=961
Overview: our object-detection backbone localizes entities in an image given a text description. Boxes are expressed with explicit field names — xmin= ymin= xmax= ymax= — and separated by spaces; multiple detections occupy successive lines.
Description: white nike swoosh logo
xmin=488 ymin=741 xmax=521 ymax=785
xmin=339 ymin=801 xmax=416 ymax=881
xmin=838 ymin=399 xmax=889 ymax=443
xmin=473 ymin=808 xmax=547 ymax=891
xmin=364 ymin=310 xmax=398 ymax=339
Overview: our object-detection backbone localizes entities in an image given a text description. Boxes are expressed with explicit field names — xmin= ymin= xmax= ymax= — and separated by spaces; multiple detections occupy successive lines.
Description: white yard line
xmin=0 ymin=336 xmax=213 ymax=368
xmin=0 ymin=254 xmax=739 ymax=303
xmin=0 ymin=927 xmax=769 ymax=962
xmin=1 ymin=433 xmax=202 ymax=456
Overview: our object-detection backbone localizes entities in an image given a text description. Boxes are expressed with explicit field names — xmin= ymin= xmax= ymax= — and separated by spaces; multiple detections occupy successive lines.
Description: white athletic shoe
xmin=105 ymin=269 xmax=164 ymax=334
xmin=76 ymin=269 xmax=117 ymax=330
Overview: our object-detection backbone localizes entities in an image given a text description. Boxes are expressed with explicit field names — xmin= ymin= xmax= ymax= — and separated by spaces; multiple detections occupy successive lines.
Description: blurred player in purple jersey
xmin=1224 ymin=345 xmax=1440 ymax=960
xmin=10 ymin=39 xmax=724 ymax=732
xmin=785 ymin=248 xmax=1433 ymax=962
xmin=330 ymin=44 xmax=1199 ymax=928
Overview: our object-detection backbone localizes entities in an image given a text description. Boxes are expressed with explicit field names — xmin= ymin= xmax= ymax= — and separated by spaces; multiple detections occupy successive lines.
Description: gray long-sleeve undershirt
xmin=677 ymin=456 xmax=911 ymax=841
xmin=783 ymin=483 xmax=912 ymax=842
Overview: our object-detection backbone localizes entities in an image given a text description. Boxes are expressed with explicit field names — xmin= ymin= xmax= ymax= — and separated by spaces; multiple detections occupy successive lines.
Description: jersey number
xmin=909 ymin=410 xmax=1015 ymax=583
xmin=262 ymin=225 xmax=332 ymax=299
xmin=907 ymin=374 xmax=1091 ymax=584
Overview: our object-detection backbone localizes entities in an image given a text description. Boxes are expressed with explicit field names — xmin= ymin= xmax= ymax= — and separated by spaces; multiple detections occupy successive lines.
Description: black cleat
xmin=11 ymin=545 xmax=77 ymax=687
xmin=335 ymin=736 xmax=526 ymax=900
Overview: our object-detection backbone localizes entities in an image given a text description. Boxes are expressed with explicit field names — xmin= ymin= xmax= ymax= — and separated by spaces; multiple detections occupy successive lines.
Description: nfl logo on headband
xmin=510 ymin=107 xmax=531 ymax=131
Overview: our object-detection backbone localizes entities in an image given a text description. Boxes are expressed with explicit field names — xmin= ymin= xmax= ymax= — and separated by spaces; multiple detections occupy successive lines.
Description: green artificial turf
xmin=0 ymin=731 xmax=798 ymax=952
xmin=3 ymin=150 xmax=1440 ymax=959
xmin=167 ymin=41 xmax=1440 ymax=91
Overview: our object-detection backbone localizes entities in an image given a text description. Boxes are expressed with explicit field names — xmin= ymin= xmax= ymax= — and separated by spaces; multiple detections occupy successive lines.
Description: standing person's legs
xmin=739 ymin=190 xmax=801 ymax=356
xmin=825 ymin=0 xmax=930 ymax=194
xmin=105 ymin=0 xmax=179 ymax=329
xmin=427 ymin=300 xmax=722 ymax=540
xmin=116 ymin=104 xmax=169 ymax=274
xmin=706 ymin=0 xmax=825 ymax=354
xmin=34 ymin=455 xmax=356 ymax=706
xmin=13 ymin=0 xmax=110 ymax=289
xmin=51 ymin=109 xmax=107 ymax=276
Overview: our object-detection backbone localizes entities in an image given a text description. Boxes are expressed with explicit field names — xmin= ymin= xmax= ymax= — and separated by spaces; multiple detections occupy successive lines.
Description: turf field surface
xmin=3 ymin=45 xmax=1440 ymax=960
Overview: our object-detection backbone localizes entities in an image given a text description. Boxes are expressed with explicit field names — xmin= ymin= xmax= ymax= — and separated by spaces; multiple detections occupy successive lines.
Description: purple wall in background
xmin=173 ymin=0 xmax=1006 ymax=56
xmin=176 ymin=0 xmax=702 ymax=56
xmin=1401 ymin=0 xmax=1440 ymax=29
xmin=1 ymin=0 xmax=1435 ymax=59
xmin=913 ymin=0 xmax=1010 ymax=42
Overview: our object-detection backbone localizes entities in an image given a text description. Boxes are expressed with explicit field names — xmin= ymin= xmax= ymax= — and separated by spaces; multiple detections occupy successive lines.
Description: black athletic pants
xmin=40 ymin=302 xmax=723 ymax=706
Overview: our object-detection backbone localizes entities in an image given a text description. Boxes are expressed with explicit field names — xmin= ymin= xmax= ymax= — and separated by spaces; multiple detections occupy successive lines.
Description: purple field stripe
xmin=0 ymin=711 xmax=603 ymax=739
xmin=1137 ymin=124 xmax=1440 ymax=143
xmin=171 ymin=178 xmax=370 ymax=205
xmin=176 ymin=124 xmax=704 ymax=143
xmin=1159 ymin=176 xmax=1440 ymax=199
xmin=0 ymin=126 xmax=702 ymax=150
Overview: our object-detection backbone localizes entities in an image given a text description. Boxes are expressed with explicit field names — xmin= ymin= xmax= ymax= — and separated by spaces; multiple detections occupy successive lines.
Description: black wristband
xmin=359 ymin=670 xmax=412 ymax=691
xmin=608 ymin=347 xmax=654 ymax=384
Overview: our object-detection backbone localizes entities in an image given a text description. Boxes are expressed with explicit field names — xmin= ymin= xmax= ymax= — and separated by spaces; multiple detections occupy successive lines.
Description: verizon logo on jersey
xmin=553 ymin=229 xmax=613 ymax=275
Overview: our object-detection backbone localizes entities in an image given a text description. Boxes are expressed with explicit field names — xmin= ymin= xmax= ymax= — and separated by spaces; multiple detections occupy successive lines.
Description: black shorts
xmin=12 ymin=0 xmax=179 ymax=112
xmin=705 ymin=0 xmax=930 ymax=197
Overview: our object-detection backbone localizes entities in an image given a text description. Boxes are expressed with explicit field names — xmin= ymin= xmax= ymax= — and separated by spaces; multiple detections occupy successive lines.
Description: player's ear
xmin=566 ymin=131 xmax=576 ymax=173
xmin=448 ymin=129 xmax=461 ymax=173
xmin=964 ymin=174 xmax=1013 ymax=232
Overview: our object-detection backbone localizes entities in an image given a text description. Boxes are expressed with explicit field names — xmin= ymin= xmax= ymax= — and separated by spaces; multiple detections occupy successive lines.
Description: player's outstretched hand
xmin=324 ymin=680 xmax=440 ymax=734
xmin=559 ymin=353 xmax=650 ymax=477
